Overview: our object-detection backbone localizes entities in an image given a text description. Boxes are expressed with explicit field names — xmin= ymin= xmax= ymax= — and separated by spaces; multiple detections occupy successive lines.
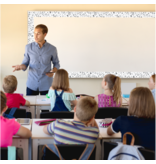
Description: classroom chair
xmin=103 ymin=142 xmax=155 ymax=160
xmin=95 ymin=107 xmax=128 ymax=119
xmin=0 ymin=147 xmax=23 ymax=160
xmin=38 ymin=144 xmax=96 ymax=160
xmin=40 ymin=111 xmax=74 ymax=119
xmin=5 ymin=108 xmax=27 ymax=118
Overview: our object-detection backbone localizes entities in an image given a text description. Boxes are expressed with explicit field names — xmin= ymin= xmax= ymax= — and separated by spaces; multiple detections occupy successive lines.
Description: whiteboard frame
xmin=28 ymin=11 xmax=155 ymax=78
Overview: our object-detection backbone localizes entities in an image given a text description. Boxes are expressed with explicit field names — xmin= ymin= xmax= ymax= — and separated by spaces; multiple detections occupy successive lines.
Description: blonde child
xmin=3 ymin=75 xmax=30 ymax=108
xmin=48 ymin=69 xmax=77 ymax=111
xmin=148 ymin=74 xmax=155 ymax=102
xmin=0 ymin=91 xmax=31 ymax=147
xmin=95 ymin=74 xmax=122 ymax=107
xmin=107 ymin=87 xmax=155 ymax=150
xmin=43 ymin=96 xmax=99 ymax=144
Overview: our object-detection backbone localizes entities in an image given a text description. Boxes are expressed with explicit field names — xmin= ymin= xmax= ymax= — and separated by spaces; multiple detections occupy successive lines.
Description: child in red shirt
xmin=2 ymin=75 xmax=30 ymax=108
xmin=0 ymin=91 xmax=31 ymax=147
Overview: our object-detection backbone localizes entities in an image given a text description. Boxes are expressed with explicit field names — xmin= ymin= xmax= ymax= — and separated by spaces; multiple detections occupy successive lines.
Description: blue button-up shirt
xmin=151 ymin=89 xmax=155 ymax=102
xmin=21 ymin=41 xmax=60 ymax=91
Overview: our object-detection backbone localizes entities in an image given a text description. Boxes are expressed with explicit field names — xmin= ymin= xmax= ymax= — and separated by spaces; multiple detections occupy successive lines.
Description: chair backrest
xmin=40 ymin=111 xmax=74 ymax=119
xmin=95 ymin=107 xmax=128 ymax=119
xmin=0 ymin=147 xmax=23 ymax=160
xmin=103 ymin=142 xmax=155 ymax=160
xmin=76 ymin=94 xmax=94 ymax=98
xmin=5 ymin=108 xmax=26 ymax=118
xmin=38 ymin=144 xmax=96 ymax=160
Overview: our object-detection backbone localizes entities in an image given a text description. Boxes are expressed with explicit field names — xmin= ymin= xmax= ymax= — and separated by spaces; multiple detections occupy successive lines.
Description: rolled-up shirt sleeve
xmin=21 ymin=45 xmax=30 ymax=71
xmin=52 ymin=48 xmax=60 ymax=70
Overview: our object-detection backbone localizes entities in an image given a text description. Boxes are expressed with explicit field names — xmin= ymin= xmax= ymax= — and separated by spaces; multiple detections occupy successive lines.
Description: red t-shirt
xmin=5 ymin=93 xmax=26 ymax=108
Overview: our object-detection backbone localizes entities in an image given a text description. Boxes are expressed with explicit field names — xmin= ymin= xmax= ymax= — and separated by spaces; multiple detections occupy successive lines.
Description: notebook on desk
xmin=35 ymin=119 xmax=56 ymax=126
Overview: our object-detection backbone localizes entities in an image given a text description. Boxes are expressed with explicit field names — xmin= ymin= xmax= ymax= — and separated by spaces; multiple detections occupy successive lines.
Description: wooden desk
xmin=36 ymin=96 xmax=51 ymax=118
xmin=20 ymin=96 xmax=36 ymax=118
xmin=31 ymin=119 xmax=121 ymax=160
xmin=12 ymin=120 xmax=32 ymax=160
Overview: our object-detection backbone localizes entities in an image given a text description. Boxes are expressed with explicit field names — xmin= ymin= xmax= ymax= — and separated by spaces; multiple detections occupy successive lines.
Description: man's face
xmin=148 ymin=77 xmax=155 ymax=90
xmin=34 ymin=28 xmax=47 ymax=43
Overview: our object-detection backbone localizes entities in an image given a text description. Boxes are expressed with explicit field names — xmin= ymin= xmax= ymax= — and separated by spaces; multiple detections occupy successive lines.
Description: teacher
xmin=12 ymin=24 xmax=60 ymax=95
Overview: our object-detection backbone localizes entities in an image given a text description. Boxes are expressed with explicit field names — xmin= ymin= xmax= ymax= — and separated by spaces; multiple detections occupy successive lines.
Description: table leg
xmin=12 ymin=139 xmax=28 ymax=160
xmin=32 ymin=139 xmax=54 ymax=160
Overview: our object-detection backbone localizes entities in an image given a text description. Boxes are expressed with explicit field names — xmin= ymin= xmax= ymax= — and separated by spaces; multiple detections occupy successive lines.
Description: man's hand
xmin=46 ymin=71 xmax=54 ymax=77
xmin=46 ymin=67 xmax=58 ymax=77
xmin=12 ymin=65 xmax=22 ymax=72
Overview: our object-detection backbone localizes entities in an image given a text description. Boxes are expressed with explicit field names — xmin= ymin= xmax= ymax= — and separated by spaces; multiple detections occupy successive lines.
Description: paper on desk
xmin=122 ymin=98 xmax=129 ymax=105
xmin=37 ymin=98 xmax=51 ymax=104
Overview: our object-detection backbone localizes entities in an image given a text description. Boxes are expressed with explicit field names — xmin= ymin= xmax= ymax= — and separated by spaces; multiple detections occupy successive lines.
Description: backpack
xmin=108 ymin=132 xmax=145 ymax=160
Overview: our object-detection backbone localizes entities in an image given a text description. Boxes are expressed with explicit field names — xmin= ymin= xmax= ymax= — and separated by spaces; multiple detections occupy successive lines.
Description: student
xmin=43 ymin=96 xmax=99 ymax=144
xmin=0 ymin=91 xmax=31 ymax=147
xmin=95 ymin=74 xmax=122 ymax=107
xmin=107 ymin=87 xmax=155 ymax=150
xmin=48 ymin=69 xmax=77 ymax=111
xmin=2 ymin=75 xmax=30 ymax=108
xmin=148 ymin=74 xmax=155 ymax=102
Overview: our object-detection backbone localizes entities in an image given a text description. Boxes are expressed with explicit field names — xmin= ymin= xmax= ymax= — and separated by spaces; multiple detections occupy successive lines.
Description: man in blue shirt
xmin=12 ymin=24 xmax=60 ymax=95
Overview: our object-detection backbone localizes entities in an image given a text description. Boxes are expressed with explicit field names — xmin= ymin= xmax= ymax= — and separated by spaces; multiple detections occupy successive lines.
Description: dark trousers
xmin=26 ymin=87 xmax=48 ymax=96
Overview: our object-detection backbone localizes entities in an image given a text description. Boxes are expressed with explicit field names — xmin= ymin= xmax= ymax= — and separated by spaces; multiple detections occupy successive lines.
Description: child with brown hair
xmin=107 ymin=87 xmax=155 ymax=150
xmin=48 ymin=69 xmax=77 ymax=111
xmin=95 ymin=74 xmax=122 ymax=107
xmin=0 ymin=91 xmax=31 ymax=147
xmin=3 ymin=75 xmax=30 ymax=108
xmin=43 ymin=96 xmax=99 ymax=144
xmin=148 ymin=74 xmax=155 ymax=102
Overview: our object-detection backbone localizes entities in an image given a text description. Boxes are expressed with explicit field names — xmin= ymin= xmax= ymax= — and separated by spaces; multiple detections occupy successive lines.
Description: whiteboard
xmin=28 ymin=11 xmax=155 ymax=78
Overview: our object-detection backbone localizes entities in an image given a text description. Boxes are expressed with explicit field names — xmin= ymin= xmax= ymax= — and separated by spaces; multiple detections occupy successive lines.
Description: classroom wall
xmin=1 ymin=4 xmax=155 ymax=96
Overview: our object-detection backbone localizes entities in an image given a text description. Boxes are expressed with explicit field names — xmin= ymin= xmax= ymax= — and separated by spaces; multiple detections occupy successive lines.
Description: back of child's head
xmin=76 ymin=96 xmax=98 ymax=121
xmin=52 ymin=69 xmax=69 ymax=91
xmin=3 ymin=75 xmax=17 ymax=93
xmin=151 ymin=74 xmax=155 ymax=83
xmin=129 ymin=87 xmax=155 ymax=119
xmin=0 ymin=91 xmax=7 ymax=114
xmin=104 ymin=74 xmax=121 ymax=104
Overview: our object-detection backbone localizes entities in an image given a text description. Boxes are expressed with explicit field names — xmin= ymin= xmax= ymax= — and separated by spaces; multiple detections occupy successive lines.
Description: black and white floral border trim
xmin=68 ymin=72 xmax=155 ymax=78
xmin=28 ymin=11 xmax=155 ymax=78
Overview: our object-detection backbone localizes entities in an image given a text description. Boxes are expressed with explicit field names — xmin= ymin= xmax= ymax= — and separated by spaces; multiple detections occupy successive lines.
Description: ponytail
xmin=113 ymin=77 xmax=121 ymax=104
xmin=105 ymin=74 xmax=122 ymax=105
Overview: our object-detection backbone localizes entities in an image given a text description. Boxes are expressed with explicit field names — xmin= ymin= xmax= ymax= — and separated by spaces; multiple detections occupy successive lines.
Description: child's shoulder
xmin=49 ymin=87 xmax=73 ymax=93
xmin=66 ymin=88 xmax=73 ymax=93
xmin=5 ymin=93 xmax=20 ymax=96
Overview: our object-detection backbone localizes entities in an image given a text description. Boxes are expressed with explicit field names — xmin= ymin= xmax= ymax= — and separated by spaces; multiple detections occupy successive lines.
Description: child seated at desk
xmin=0 ymin=91 xmax=31 ymax=147
xmin=148 ymin=74 xmax=155 ymax=102
xmin=43 ymin=96 xmax=99 ymax=144
xmin=107 ymin=87 xmax=155 ymax=150
xmin=48 ymin=69 xmax=77 ymax=111
xmin=94 ymin=74 xmax=122 ymax=107
xmin=2 ymin=75 xmax=30 ymax=108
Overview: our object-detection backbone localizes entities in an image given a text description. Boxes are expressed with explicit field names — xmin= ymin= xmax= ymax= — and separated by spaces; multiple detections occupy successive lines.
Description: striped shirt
xmin=47 ymin=119 xmax=99 ymax=144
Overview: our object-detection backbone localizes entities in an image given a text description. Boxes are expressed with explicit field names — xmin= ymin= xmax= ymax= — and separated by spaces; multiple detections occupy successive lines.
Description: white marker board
xmin=28 ymin=12 xmax=155 ymax=78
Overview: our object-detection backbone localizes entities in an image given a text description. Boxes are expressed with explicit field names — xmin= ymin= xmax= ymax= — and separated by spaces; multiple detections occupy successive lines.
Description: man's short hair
xmin=35 ymin=24 xmax=48 ymax=34
xmin=3 ymin=75 xmax=17 ymax=93
xmin=76 ymin=96 xmax=98 ymax=121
